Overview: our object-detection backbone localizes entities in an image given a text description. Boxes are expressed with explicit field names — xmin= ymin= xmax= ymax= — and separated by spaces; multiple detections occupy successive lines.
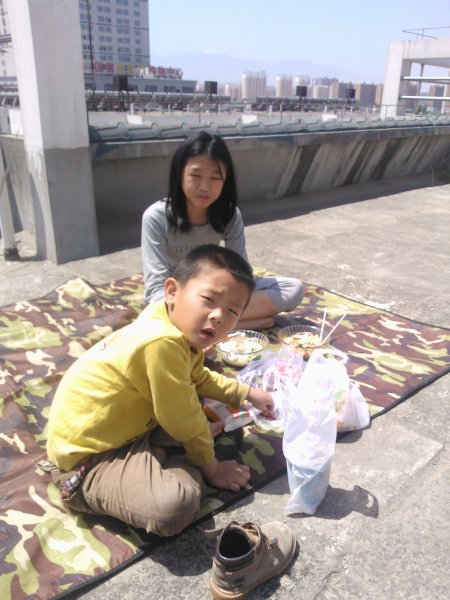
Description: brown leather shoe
xmin=210 ymin=520 xmax=297 ymax=599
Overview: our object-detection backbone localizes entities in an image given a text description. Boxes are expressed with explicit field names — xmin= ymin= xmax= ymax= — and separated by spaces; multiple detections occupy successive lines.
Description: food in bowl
xmin=277 ymin=325 xmax=327 ymax=359
xmin=215 ymin=330 xmax=269 ymax=367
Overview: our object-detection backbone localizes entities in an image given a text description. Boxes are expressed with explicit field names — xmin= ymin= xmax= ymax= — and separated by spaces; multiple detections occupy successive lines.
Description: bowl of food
xmin=277 ymin=324 xmax=328 ymax=359
xmin=215 ymin=330 xmax=269 ymax=367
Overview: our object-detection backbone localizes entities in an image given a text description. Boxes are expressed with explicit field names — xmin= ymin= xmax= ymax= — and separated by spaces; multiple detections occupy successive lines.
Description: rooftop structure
xmin=381 ymin=27 xmax=450 ymax=116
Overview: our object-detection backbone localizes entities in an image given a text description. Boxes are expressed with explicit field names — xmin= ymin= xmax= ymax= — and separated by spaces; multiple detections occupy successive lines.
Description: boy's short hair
xmin=173 ymin=244 xmax=255 ymax=298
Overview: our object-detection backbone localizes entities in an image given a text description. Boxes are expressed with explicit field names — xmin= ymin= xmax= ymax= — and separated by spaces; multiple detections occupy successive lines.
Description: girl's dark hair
xmin=173 ymin=244 xmax=255 ymax=298
xmin=166 ymin=131 xmax=237 ymax=233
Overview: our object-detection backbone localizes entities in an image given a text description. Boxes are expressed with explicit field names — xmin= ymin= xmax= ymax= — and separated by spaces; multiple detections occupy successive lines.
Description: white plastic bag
xmin=237 ymin=346 xmax=305 ymax=393
xmin=336 ymin=380 xmax=370 ymax=433
xmin=282 ymin=348 xmax=342 ymax=515
xmin=237 ymin=347 xmax=305 ymax=428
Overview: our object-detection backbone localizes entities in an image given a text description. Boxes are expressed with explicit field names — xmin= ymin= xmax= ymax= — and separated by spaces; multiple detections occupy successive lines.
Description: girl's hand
xmin=246 ymin=388 xmax=274 ymax=415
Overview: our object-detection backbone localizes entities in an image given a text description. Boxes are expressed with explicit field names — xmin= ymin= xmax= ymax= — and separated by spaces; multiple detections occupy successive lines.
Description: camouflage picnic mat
xmin=1 ymin=274 xmax=449 ymax=600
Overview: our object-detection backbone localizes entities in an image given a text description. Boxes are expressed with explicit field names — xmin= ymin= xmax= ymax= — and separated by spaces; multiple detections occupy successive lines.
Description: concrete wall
xmin=2 ymin=124 xmax=450 ymax=245
xmin=90 ymin=125 xmax=450 ymax=221
xmin=0 ymin=135 xmax=33 ymax=231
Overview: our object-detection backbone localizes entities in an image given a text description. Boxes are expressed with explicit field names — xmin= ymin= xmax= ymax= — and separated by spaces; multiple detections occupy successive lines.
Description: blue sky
xmin=150 ymin=0 xmax=450 ymax=82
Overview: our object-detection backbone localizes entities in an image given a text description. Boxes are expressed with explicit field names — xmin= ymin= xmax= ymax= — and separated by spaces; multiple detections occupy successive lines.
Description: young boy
xmin=46 ymin=244 xmax=274 ymax=537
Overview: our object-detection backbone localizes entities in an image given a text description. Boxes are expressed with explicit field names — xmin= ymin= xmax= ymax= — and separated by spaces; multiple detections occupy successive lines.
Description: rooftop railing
xmin=87 ymin=111 xmax=450 ymax=143
xmin=402 ymin=26 xmax=450 ymax=39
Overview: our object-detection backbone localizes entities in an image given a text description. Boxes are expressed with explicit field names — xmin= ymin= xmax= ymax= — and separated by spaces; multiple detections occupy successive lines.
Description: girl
xmin=141 ymin=131 xmax=303 ymax=329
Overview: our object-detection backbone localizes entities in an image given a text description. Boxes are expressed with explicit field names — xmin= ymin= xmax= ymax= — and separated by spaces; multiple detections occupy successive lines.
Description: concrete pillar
xmin=381 ymin=41 xmax=412 ymax=118
xmin=8 ymin=0 xmax=99 ymax=263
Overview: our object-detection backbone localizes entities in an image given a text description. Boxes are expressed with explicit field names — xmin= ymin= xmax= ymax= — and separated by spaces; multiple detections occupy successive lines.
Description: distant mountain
xmin=151 ymin=52 xmax=366 ymax=85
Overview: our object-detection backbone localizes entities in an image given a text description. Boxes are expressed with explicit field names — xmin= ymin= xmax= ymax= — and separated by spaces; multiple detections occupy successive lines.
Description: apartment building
xmin=0 ymin=0 xmax=197 ymax=94
xmin=275 ymin=74 xmax=293 ymax=97
xmin=241 ymin=71 xmax=267 ymax=100
xmin=221 ymin=82 xmax=242 ymax=100
xmin=354 ymin=82 xmax=377 ymax=105
xmin=79 ymin=0 xmax=149 ymax=78
xmin=0 ymin=0 xmax=15 ymax=78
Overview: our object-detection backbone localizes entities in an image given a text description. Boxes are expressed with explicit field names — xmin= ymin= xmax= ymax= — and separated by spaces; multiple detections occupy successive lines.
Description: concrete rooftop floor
xmin=1 ymin=173 xmax=449 ymax=599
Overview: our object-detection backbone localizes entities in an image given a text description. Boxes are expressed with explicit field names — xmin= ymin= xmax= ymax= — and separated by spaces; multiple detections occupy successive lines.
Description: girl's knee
xmin=289 ymin=279 xmax=304 ymax=309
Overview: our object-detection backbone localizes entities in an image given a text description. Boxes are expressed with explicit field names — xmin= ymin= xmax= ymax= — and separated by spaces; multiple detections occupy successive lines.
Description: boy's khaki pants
xmin=52 ymin=431 xmax=206 ymax=537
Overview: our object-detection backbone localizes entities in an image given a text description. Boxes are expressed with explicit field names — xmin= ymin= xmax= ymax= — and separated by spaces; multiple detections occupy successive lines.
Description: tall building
xmin=241 ymin=71 xmax=266 ymax=100
xmin=329 ymin=82 xmax=350 ymax=100
xmin=375 ymin=83 xmax=384 ymax=106
xmin=354 ymin=83 xmax=377 ymax=105
xmin=79 ymin=0 xmax=150 ymax=79
xmin=275 ymin=74 xmax=292 ymax=97
xmin=0 ymin=0 xmax=150 ymax=82
xmin=221 ymin=82 xmax=242 ymax=100
xmin=308 ymin=85 xmax=330 ymax=99
xmin=0 ymin=0 xmax=195 ymax=94
xmin=0 ymin=0 xmax=15 ymax=78
xmin=294 ymin=75 xmax=311 ymax=87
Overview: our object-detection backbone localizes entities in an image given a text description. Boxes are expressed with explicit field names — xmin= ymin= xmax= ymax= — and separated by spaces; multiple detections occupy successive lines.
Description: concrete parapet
xmin=2 ymin=123 xmax=450 ymax=257
xmin=90 ymin=124 xmax=450 ymax=223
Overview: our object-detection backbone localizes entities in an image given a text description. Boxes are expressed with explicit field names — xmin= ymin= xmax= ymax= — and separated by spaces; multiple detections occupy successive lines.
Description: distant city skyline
xmin=150 ymin=0 xmax=450 ymax=84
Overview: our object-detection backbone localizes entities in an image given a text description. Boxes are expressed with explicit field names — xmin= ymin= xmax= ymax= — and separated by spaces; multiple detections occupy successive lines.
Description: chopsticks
xmin=214 ymin=330 xmax=243 ymax=346
xmin=319 ymin=307 xmax=327 ymax=342
xmin=320 ymin=312 xmax=347 ymax=345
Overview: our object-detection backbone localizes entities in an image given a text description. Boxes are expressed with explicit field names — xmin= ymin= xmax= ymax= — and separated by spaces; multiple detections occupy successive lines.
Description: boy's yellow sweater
xmin=46 ymin=301 xmax=249 ymax=471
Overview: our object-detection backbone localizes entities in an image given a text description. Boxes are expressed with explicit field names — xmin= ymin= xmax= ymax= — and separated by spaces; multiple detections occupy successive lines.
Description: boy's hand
xmin=246 ymin=387 xmax=274 ymax=415
xmin=201 ymin=458 xmax=250 ymax=492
